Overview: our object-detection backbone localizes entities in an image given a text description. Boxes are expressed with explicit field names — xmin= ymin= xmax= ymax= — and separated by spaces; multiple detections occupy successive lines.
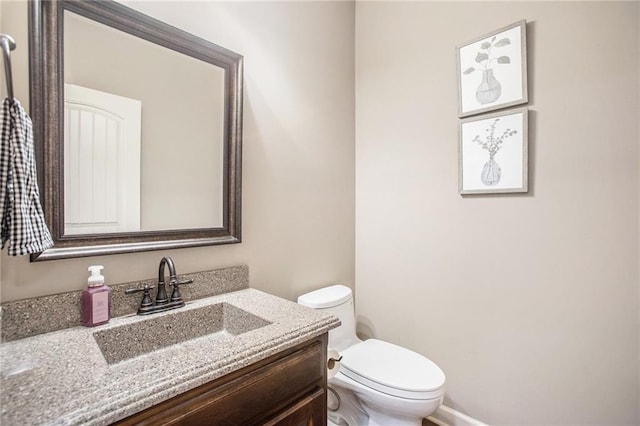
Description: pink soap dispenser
xmin=82 ymin=265 xmax=111 ymax=327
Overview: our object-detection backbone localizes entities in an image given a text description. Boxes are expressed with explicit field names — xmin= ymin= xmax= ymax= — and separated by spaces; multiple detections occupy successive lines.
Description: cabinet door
xmin=263 ymin=388 xmax=325 ymax=426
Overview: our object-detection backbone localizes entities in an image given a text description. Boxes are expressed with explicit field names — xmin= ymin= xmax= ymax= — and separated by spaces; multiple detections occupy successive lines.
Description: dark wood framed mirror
xmin=29 ymin=0 xmax=243 ymax=261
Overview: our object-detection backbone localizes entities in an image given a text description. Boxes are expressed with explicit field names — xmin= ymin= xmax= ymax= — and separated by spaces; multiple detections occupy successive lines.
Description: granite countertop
xmin=0 ymin=288 xmax=339 ymax=425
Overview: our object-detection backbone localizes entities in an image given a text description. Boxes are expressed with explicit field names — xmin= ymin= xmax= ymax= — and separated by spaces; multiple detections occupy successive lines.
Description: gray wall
xmin=0 ymin=1 xmax=355 ymax=303
xmin=355 ymin=2 xmax=639 ymax=424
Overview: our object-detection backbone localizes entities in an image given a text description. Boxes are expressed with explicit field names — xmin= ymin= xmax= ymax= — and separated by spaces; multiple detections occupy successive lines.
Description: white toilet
xmin=298 ymin=285 xmax=445 ymax=426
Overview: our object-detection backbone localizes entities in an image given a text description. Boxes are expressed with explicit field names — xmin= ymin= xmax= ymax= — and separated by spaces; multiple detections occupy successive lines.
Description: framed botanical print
xmin=457 ymin=20 xmax=528 ymax=118
xmin=459 ymin=107 xmax=528 ymax=194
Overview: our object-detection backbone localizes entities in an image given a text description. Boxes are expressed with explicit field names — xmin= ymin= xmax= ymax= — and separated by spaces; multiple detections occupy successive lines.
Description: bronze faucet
xmin=125 ymin=256 xmax=194 ymax=315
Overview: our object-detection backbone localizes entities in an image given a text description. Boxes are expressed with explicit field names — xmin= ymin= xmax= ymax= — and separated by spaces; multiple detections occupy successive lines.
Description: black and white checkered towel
xmin=0 ymin=98 xmax=53 ymax=255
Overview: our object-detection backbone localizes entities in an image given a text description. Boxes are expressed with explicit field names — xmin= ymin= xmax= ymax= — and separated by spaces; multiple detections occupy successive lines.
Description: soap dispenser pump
xmin=82 ymin=265 xmax=111 ymax=327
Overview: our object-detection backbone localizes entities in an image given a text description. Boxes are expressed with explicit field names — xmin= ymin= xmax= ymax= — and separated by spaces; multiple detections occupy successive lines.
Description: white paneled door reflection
xmin=64 ymin=84 xmax=141 ymax=235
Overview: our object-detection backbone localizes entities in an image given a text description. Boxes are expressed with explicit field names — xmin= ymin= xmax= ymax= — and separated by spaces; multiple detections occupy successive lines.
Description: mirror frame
xmin=29 ymin=0 xmax=243 ymax=261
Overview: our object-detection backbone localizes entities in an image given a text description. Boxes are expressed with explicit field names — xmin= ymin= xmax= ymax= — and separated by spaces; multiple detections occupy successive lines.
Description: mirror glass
xmin=29 ymin=0 xmax=243 ymax=261
xmin=63 ymin=11 xmax=224 ymax=234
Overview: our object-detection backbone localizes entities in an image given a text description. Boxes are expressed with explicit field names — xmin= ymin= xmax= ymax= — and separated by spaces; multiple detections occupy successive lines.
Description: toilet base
xmin=363 ymin=403 xmax=427 ymax=426
xmin=328 ymin=372 xmax=443 ymax=426
xmin=328 ymin=384 xmax=368 ymax=426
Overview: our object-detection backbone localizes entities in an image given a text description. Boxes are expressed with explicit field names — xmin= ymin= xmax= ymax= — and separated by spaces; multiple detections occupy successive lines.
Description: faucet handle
xmin=169 ymin=278 xmax=193 ymax=303
xmin=125 ymin=284 xmax=155 ymax=309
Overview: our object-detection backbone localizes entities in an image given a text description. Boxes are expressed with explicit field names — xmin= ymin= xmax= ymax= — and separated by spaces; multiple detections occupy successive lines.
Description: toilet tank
xmin=297 ymin=285 xmax=360 ymax=352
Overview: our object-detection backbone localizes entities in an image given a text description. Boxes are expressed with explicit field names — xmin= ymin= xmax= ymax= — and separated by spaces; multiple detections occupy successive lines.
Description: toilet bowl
xmin=298 ymin=285 xmax=445 ymax=426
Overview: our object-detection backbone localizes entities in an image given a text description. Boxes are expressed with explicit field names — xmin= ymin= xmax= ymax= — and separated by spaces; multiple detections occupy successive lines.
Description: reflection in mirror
xmin=29 ymin=0 xmax=243 ymax=261
xmin=63 ymin=10 xmax=225 ymax=234
xmin=64 ymin=83 xmax=143 ymax=234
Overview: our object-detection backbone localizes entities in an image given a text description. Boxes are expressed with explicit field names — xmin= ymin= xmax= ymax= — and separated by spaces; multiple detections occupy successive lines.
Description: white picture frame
xmin=457 ymin=20 xmax=528 ymax=118
xmin=459 ymin=107 xmax=528 ymax=194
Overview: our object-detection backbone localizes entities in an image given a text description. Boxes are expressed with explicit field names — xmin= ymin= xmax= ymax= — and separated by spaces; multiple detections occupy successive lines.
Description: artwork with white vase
xmin=459 ymin=107 xmax=528 ymax=194
xmin=457 ymin=20 xmax=528 ymax=117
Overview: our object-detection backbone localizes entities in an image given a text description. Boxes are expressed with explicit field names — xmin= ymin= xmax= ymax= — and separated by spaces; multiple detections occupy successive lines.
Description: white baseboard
xmin=427 ymin=404 xmax=489 ymax=426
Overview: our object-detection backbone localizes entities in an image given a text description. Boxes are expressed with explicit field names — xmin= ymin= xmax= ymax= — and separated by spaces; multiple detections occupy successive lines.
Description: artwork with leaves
xmin=457 ymin=20 xmax=527 ymax=117
xmin=459 ymin=107 xmax=528 ymax=194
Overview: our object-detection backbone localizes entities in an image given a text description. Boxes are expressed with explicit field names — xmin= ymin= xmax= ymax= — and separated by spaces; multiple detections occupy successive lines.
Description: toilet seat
xmin=339 ymin=339 xmax=445 ymax=400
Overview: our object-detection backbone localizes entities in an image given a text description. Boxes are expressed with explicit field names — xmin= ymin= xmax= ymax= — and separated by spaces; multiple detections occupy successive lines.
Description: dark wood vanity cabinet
xmin=113 ymin=334 xmax=328 ymax=426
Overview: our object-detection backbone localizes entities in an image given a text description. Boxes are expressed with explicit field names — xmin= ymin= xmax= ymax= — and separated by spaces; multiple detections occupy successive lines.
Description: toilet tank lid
xmin=297 ymin=285 xmax=352 ymax=308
